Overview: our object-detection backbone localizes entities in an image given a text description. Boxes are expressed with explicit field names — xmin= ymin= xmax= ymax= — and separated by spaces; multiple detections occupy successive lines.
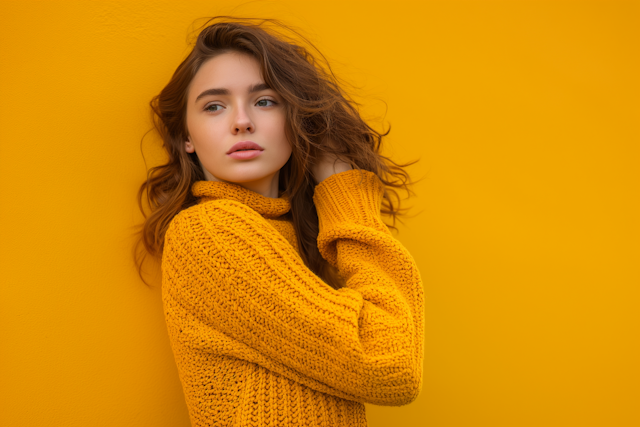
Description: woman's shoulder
xmin=166 ymin=198 xmax=270 ymax=239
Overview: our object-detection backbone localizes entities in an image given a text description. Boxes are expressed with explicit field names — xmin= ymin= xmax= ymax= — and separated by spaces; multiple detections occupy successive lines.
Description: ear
xmin=185 ymin=137 xmax=195 ymax=153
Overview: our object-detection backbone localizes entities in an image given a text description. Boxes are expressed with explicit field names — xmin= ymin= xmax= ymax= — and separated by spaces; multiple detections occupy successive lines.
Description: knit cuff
xmin=312 ymin=169 xmax=390 ymax=235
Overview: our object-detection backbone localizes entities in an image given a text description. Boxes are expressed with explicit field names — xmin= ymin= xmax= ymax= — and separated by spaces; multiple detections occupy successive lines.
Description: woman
xmin=136 ymin=17 xmax=424 ymax=427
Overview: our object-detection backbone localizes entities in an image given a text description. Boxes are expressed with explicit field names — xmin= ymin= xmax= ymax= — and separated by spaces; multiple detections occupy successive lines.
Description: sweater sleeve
xmin=161 ymin=169 xmax=425 ymax=406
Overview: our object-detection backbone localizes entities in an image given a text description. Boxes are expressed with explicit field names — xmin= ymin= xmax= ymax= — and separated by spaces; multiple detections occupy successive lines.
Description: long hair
xmin=135 ymin=17 xmax=421 ymax=289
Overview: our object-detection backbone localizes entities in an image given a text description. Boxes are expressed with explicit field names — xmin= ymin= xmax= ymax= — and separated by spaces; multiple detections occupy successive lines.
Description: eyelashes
xmin=255 ymin=98 xmax=277 ymax=107
xmin=203 ymin=97 xmax=278 ymax=113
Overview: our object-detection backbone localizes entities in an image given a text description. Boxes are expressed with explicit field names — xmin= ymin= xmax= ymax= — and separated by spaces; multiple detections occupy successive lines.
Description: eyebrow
xmin=195 ymin=83 xmax=271 ymax=103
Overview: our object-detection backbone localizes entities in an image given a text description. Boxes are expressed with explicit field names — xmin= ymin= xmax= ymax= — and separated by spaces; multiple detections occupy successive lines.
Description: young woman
xmin=136 ymin=17 xmax=425 ymax=427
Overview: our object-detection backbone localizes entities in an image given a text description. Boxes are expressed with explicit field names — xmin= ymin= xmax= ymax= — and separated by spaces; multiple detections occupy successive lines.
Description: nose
xmin=231 ymin=104 xmax=254 ymax=134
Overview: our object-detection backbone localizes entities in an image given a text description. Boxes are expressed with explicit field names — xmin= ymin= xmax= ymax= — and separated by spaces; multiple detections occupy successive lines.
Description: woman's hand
xmin=311 ymin=151 xmax=353 ymax=185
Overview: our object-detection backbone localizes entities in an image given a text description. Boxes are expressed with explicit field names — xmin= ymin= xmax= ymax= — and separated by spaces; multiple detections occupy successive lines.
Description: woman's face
xmin=185 ymin=51 xmax=291 ymax=198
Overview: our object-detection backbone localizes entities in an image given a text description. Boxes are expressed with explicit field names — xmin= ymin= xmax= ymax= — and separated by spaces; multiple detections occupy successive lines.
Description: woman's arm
xmin=310 ymin=150 xmax=353 ymax=184
xmin=162 ymin=169 xmax=424 ymax=406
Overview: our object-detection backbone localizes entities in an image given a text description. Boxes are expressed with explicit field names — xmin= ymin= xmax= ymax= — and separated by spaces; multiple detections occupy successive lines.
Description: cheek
xmin=266 ymin=113 xmax=288 ymax=141
xmin=188 ymin=116 xmax=223 ymax=144
xmin=185 ymin=114 xmax=200 ymax=141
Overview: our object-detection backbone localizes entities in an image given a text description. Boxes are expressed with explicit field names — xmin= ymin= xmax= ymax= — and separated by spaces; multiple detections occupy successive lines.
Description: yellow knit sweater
xmin=161 ymin=169 xmax=424 ymax=427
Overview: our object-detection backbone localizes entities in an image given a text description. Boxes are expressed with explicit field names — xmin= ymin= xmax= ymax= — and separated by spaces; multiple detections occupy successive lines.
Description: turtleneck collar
xmin=191 ymin=180 xmax=291 ymax=218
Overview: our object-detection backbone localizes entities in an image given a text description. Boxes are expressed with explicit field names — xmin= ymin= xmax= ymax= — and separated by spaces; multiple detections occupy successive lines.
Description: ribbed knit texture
xmin=161 ymin=169 xmax=425 ymax=427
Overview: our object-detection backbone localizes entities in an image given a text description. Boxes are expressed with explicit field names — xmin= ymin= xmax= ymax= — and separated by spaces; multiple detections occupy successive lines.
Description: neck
xmin=203 ymin=169 xmax=280 ymax=198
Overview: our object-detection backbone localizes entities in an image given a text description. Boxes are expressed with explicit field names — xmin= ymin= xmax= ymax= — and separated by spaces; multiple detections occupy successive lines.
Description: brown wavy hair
xmin=135 ymin=16 xmax=422 ymax=288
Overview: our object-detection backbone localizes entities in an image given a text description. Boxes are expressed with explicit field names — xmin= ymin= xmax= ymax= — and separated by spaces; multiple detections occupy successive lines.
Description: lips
xmin=226 ymin=141 xmax=264 ymax=154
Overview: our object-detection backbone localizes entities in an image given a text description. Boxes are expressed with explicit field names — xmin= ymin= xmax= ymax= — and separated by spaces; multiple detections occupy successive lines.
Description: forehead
xmin=188 ymin=52 xmax=263 ymax=98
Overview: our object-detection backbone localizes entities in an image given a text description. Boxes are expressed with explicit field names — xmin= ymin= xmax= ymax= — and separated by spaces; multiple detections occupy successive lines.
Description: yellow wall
xmin=1 ymin=1 xmax=638 ymax=426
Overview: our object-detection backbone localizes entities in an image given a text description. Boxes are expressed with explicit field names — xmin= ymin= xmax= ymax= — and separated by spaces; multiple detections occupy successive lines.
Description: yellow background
xmin=1 ymin=0 xmax=638 ymax=426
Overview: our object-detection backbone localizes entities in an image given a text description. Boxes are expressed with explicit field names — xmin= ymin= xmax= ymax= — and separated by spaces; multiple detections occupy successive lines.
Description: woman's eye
xmin=256 ymin=98 xmax=276 ymax=107
xmin=205 ymin=104 xmax=223 ymax=112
